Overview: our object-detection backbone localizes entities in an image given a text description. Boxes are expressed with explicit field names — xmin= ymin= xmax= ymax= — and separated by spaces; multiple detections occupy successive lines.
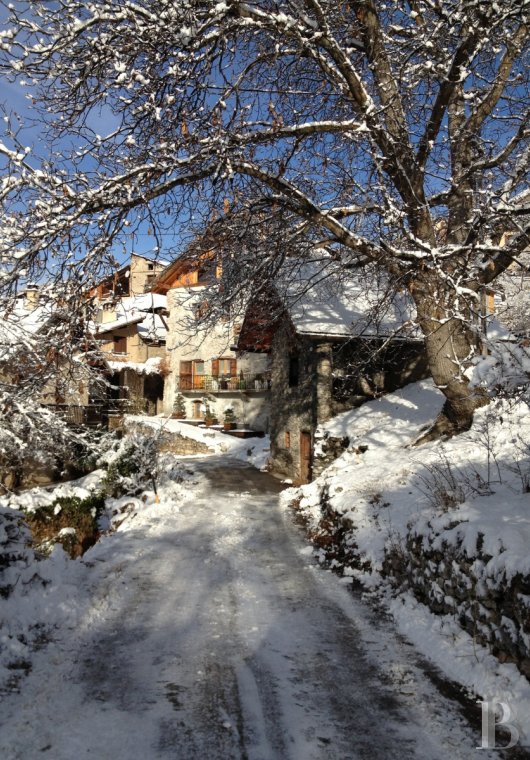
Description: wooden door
xmin=300 ymin=431 xmax=312 ymax=484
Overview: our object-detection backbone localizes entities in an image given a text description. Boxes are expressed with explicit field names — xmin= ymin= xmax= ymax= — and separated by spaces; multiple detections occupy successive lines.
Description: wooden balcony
xmin=175 ymin=372 xmax=271 ymax=393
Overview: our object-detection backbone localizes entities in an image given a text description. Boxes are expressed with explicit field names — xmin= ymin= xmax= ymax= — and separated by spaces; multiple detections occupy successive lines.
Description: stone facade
xmin=163 ymin=286 xmax=270 ymax=430
xmin=98 ymin=324 xmax=166 ymax=365
xmin=89 ymin=253 xmax=166 ymax=301
xmin=108 ymin=367 xmax=165 ymax=415
xmin=269 ymin=324 xmax=428 ymax=484
xmin=268 ymin=328 xmax=320 ymax=483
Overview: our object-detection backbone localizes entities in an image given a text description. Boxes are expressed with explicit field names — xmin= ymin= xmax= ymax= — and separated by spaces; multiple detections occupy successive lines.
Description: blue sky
xmin=0 ymin=53 xmax=179 ymax=269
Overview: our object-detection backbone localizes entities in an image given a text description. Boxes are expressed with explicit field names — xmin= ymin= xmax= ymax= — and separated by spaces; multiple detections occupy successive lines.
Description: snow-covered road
xmin=0 ymin=457 xmax=500 ymax=759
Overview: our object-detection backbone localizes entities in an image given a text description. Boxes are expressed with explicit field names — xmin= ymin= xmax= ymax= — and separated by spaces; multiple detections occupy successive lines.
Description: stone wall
xmin=383 ymin=528 xmax=530 ymax=679
xmin=127 ymin=421 xmax=214 ymax=456
xmin=294 ymin=473 xmax=530 ymax=680
xmin=269 ymin=329 xmax=317 ymax=482
xmin=157 ymin=432 xmax=213 ymax=456
xmin=312 ymin=434 xmax=351 ymax=479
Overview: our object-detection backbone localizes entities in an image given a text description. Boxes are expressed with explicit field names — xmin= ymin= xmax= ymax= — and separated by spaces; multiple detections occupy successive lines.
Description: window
xmin=179 ymin=360 xmax=204 ymax=390
xmin=192 ymin=360 xmax=205 ymax=389
xmin=147 ymin=263 xmax=154 ymax=271
xmin=113 ymin=335 xmax=127 ymax=354
xmin=212 ymin=357 xmax=237 ymax=377
xmin=212 ymin=357 xmax=237 ymax=389
xmin=288 ymin=355 xmax=299 ymax=387
xmin=285 ymin=431 xmax=291 ymax=449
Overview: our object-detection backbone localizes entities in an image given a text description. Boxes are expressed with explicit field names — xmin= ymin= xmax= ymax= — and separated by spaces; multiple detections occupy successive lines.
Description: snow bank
xmin=283 ymin=379 xmax=530 ymax=744
xmin=0 ymin=452 xmax=200 ymax=693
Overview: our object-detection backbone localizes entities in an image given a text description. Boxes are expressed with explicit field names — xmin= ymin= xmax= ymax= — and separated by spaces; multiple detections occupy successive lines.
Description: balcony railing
xmin=48 ymin=403 xmax=111 ymax=427
xmin=176 ymin=372 xmax=271 ymax=392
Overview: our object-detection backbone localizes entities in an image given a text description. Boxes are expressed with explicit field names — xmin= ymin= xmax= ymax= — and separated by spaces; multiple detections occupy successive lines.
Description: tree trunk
xmin=411 ymin=273 xmax=489 ymax=442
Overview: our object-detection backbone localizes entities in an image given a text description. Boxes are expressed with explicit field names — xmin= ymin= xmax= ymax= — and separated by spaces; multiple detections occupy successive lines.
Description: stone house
xmin=88 ymin=253 xmax=168 ymax=301
xmin=0 ymin=287 xmax=108 ymax=424
xmin=151 ymin=251 xmax=271 ymax=430
xmin=93 ymin=291 xmax=169 ymax=415
xmin=237 ymin=267 xmax=427 ymax=483
xmin=88 ymin=254 xmax=170 ymax=415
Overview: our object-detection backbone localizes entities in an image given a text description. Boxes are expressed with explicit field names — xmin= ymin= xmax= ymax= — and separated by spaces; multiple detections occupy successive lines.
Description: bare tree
xmin=1 ymin=0 xmax=529 ymax=436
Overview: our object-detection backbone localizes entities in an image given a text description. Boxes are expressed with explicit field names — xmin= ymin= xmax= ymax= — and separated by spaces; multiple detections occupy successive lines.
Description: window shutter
xmin=180 ymin=360 xmax=192 ymax=375
xmin=229 ymin=358 xmax=237 ymax=377
xmin=212 ymin=358 xmax=220 ymax=377
xmin=179 ymin=360 xmax=192 ymax=390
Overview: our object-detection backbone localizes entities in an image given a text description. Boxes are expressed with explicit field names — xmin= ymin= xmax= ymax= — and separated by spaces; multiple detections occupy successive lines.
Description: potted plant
xmin=223 ymin=406 xmax=237 ymax=431
xmin=172 ymin=392 xmax=186 ymax=419
xmin=203 ymin=398 xmax=218 ymax=426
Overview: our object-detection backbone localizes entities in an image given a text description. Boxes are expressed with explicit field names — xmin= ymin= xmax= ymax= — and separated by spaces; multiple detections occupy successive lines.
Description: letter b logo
xmin=477 ymin=700 xmax=519 ymax=749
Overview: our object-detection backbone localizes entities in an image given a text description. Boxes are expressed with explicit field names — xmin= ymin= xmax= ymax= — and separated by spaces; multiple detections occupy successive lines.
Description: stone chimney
xmin=25 ymin=284 xmax=39 ymax=311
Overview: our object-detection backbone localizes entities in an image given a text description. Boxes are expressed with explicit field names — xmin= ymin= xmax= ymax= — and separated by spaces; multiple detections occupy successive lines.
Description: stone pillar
xmin=315 ymin=343 xmax=333 ymax=423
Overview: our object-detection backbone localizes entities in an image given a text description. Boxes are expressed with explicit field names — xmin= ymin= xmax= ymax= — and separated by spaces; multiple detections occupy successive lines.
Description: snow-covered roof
xmin=94 ymin=293 xmax=167 ymax=341
xmin=106 ymin=357 xmax=166 ymax=375
xmin=95 ymin=313 xmax=144 ymax=333
xmin=0 ymin=298 xmax=56 ymax=358
xmin=129 ymin=292 xmax=168 ymax=312
xmin=138 ymin=313 xmax=167 ymax=342
xmin=281 ymin=264 xmax=417 ymax=339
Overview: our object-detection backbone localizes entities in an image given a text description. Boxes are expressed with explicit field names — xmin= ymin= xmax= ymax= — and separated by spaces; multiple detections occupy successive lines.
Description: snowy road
xmin=0 ymin=457 xmax=502 ymax=759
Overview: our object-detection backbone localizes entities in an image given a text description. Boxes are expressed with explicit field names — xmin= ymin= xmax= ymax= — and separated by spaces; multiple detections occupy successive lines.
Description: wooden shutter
xmin=113 ymin=335 xmax=127 ymax=354
xmin=179 ymin=360 xmax=192 ymax=390
xmin=229 ymin=358 xmax=237 ymax=377
xmin=212 ymin=358 xmax=219 ymax=377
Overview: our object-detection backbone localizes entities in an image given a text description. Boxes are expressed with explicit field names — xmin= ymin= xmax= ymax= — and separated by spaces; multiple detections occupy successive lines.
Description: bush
xmin=102 ymin=432 xmax=159 ymax=497
xmin=24 ymin=492 xmax=106 ymax=558
xmin=173 ymin=392 xmax=186 ymax=417
xmin=0 ymin=507 xmax=33 ymax=598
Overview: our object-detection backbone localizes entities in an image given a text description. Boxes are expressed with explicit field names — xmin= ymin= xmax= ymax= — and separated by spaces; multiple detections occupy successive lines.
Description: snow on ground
xmin=129 ymin=413 xmax=271 ymax=470
xmin=3 ymin=395 xmax=530 ymax=753
xmin=283 ymin=379 xmax=530 ymax=746
xmin=6 ymin=469 xmax=107 ymax=513
xmin=0 ymin=418 xmax=270 ymax=695
xmin=0 ymin=454 xmax=505 ymax=759
xmin=0 ymin=455 xmax=193 ymax=690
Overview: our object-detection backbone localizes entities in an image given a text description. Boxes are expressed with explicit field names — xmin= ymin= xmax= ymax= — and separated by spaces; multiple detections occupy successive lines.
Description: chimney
xmin=25 ymin=284 xmax=39 ymax=311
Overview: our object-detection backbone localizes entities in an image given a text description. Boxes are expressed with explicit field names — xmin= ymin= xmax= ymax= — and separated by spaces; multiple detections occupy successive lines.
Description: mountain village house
xmin=0 ymin=287 xmax=102 ymax=420
xmin=88 ymin=254 xmax=169 ymax=415
xmin=151 ymin=251 xmax=271 ymax=430
xmin=237 ymin=266 xmax=428 ymax=484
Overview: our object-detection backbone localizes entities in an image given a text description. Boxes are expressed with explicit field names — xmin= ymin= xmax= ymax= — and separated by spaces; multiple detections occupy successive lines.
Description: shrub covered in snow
xmin=101 ymin=431 xmax=160 ymax=498
xmin=0 ymin=506 xmax=33 ymax=599
xmin=24 ymin=492 xmax=106 ymax=558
